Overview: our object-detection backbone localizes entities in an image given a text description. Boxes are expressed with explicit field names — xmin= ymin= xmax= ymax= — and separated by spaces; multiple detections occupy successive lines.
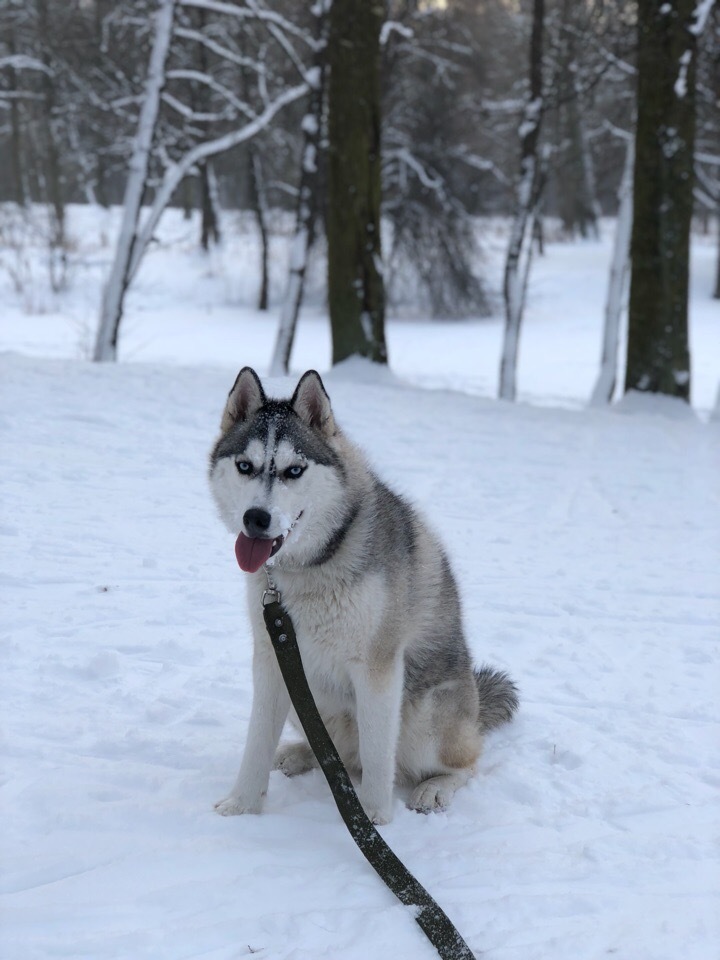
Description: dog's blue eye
xmin=236 ymin=461 xmax=252 ymax=475
xmin=284 ymin=465 xmax=305 ymax=480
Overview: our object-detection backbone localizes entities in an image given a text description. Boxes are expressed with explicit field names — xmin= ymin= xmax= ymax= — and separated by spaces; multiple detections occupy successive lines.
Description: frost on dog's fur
xmin=209 ymin=367 xmax=518 ymax=823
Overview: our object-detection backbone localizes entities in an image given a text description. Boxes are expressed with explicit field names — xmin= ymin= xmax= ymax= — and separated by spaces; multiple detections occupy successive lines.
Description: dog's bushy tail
xmin=474 ymin=666 xmax=519 ymax=731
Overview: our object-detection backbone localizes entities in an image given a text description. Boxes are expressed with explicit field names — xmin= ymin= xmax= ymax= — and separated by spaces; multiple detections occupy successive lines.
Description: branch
xmin=128 ymin=80 xmax=309 ymax=281
xmin=179 ymin=0 xmax=317 ymax=47
xmin=173 ymin=25 xmax=266 ymax=74
xmin=165 ymin=69 xmax=256 ymax=115
xmin=0 ymin=54 xmax=53 ymax=75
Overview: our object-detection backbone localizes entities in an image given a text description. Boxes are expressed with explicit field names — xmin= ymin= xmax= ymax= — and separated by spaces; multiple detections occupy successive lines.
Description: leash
xmin=262 ymin=573 xmax=477 ymax=960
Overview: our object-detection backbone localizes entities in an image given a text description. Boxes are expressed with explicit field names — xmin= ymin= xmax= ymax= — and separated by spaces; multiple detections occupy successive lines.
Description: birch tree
xmin=93 ymin=0 xmax=313 ymax=362
xmin=693 ymin=1 xmax=720 ymax=297
xmin=590 ymin=133 xmax=634 ymax=406
xmin=93 ymin=0 xmax=177 ymax=363
xmin=499 ymin=0 xmax=545 ymax=402
xmin=269 ymin=3 xmax=328 ymax=375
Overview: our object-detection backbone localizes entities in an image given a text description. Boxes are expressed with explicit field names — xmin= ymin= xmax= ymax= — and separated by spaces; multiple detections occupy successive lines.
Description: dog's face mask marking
xmin=230 ymin=434 xmax=308 ymax=572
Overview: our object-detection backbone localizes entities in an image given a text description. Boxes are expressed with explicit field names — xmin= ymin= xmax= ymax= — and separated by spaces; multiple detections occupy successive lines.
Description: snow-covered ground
xmin=1 ymin=205 xmax=718 ymax=960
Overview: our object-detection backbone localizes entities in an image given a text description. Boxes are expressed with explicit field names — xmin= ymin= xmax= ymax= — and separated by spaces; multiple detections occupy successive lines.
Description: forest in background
xmin=1 ymin=0 xmax=718 ymax=397
xmin=1 ymin=1 xmax=717 ymax=298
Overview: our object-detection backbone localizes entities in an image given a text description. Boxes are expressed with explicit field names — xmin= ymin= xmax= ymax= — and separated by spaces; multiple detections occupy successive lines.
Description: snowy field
xmin=1 ymin=205 xmax=719 ymax=960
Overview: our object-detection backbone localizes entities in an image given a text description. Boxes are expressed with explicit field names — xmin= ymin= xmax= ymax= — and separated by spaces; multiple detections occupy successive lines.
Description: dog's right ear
xmin=220 ymin=367 xmax=266 ymax=433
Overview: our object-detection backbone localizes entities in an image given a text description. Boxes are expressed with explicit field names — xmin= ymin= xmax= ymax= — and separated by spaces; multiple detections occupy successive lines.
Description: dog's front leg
xmin=216 ymin=643 xmax=290 ymax=816
xmin=350 ymin=657 xmax=404 ymax=825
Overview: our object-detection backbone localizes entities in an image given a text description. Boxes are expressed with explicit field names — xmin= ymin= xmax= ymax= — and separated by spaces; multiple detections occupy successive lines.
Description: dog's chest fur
xmin=249 ymin=567 xmax=388 ymax=712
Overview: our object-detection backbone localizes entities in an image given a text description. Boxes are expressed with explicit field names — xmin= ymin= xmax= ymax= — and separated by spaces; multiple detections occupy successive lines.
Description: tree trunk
xmin=7 ymin=31 xmax=28 ymax=206
xmin=249 ymin=147 xmax=269 ymax=310
xmin=36 ymin=0 xmax=64 ymax=242
xmin=625 ymin=0 xmax=697 ymax=400
xmin=93 ymin=0 xmax=176 ymax=362
xmin=499 ymin=0 xmax=545 ymax=402
xmin=326 ymin=0 xmax=387 ymax=366
xmin=591 ymin=135 xmax=634 ymax=406
xmin=269 ymin=7 xmax=328 ymax=376
xmin=194 ymin=5 xmax=220 ymax=252
xmin=561 ymin=83 xmax=600 ymax=239
xmin=181 ymin=177 xmax=193 ymax=220
xmin=555 ymin=4 xmax=599 ymax=241
xmin=199 ymin=162 xmax=221 ymax=250
xmin=578 ymin=90 xmax=602 ymax=240
xmin=714 ymin=201 xmax=720 ymax=299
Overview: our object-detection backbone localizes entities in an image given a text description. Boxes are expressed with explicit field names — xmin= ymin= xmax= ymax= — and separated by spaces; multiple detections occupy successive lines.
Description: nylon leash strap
xmin=262 ymin=591 xmax=477 ymax=960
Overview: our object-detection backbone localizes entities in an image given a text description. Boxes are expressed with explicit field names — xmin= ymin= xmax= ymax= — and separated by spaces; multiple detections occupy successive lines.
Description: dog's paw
xmin=367 ymin=808 xmax=392 ymax=826
xmin=408 ymin=777 xmax=454 ymax=814
xmin=274 ymin=742 xmax=317 ymax=777
xmin=358 ymin=789 xmax=394 ymax=825
xmin=214 ymin=795 xmax=262 ymax=816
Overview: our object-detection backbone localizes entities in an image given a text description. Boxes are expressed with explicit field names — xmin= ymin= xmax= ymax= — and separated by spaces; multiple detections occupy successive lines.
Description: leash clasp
xmin=262 ymin=587 xmax=280 ymax=607
xmin=262 ymin=567 xmax=281 ymax=606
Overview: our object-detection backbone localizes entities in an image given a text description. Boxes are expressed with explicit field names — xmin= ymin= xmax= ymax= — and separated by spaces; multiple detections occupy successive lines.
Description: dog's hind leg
xmin=274 ymin=741 xmax=317 ymax=777
xmin=399 ymin=680 xmax=483 ymax=814
xmin=408 ymin=767 xmax=475 ymax=813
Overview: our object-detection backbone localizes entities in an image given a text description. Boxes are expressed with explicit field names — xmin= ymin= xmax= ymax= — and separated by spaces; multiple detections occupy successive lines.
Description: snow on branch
xmin=695 ymin=150 xmax=720 ymax=166
xmin=380 ymin=21 xmax=414 ymax=46
xmin=165 ymin=69 xmax=256 ymax=116
xmin=602 ymin=119 xmax=634 ymax=142
xmin=173 ymin=26 xmax=266 ymax=74
xmin=258 ymin=18 xmax=311 ymax=84
xmin=689 ymin=0 xmax=717 ymax=35
xmin=518 ymin=96 xmax=543 ymax=139
xmin=674 ymin=50 xmax=693 ymax=97
xmin=479 ymin=97 xmax=526 ymax=115
xmin=179 ymin=0 xmax=317 ymax=48
xmin=385 ymin=148 xmax=444 ymax=192
xmin=161 ymin=91 xmax=249 ymax=123
xmin=0 ymin=54 xmax=53 ymax=75
xmin=446 ymin=148 xmax=512 ymax=187
xmin=675 ymin=0 xmax=716 ymax=97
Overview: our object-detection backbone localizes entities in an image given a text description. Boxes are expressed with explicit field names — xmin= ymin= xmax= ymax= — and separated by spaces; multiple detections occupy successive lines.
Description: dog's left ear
xmin=292 ymin=370 xmax=335 ymax=436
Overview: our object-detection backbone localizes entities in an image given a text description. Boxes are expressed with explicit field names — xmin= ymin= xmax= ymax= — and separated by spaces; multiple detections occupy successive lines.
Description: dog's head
xmin=209 ymin=367 xmax=349 ymax=572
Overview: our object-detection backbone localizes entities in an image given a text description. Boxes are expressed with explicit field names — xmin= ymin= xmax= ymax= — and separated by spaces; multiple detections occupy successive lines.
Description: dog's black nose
xmin=243 ymin=507 xmax=272 ymax=538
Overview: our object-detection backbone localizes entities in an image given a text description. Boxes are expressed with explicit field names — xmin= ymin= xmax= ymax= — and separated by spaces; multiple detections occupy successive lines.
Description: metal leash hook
xmin=261 ymin=574 xmax=477 ymax=960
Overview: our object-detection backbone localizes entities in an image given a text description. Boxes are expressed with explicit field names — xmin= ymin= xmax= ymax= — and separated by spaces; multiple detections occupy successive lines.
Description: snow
xmin=674 ymin=51 xmax=693 ymax=99
xmin=690 ymin=0 xmax=717 ymax=36
xmin=1 ymin=205 xmax=719 ymax=960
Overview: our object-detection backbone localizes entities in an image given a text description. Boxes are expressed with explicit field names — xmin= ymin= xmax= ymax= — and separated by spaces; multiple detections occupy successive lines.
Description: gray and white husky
xmin=209 ymin=367 xmax=518 ymax=824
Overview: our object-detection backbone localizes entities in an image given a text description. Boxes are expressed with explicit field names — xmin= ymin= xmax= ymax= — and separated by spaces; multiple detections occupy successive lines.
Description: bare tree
xmin=499 ymin=0 xmax=545 ymax=402
xmin=93 ymin=0 xmax=177 ymax=363
xmin=326 ymin=0 xmax=387 ymax=365
xmin=591 ymin=132 xmax=634 ymax=406
xmin=94 ymin=0 xmax=313 ymax=362
xmin=269 ymin=4 xmax=328 ymax=375
xmin=625 ymin=0 xmax=713 ymax=399
xmin=693 ymin=1 xmax=720 ymax=297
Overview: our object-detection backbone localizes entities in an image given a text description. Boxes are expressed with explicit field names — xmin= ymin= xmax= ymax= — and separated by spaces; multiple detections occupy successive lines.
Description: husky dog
xmin=209 ymin=367 xmax=518 ymax=824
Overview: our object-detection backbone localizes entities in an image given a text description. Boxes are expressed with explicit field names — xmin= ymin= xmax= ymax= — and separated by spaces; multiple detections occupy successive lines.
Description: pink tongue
xmin=234 ymin=532 xmax=274 ymax=573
